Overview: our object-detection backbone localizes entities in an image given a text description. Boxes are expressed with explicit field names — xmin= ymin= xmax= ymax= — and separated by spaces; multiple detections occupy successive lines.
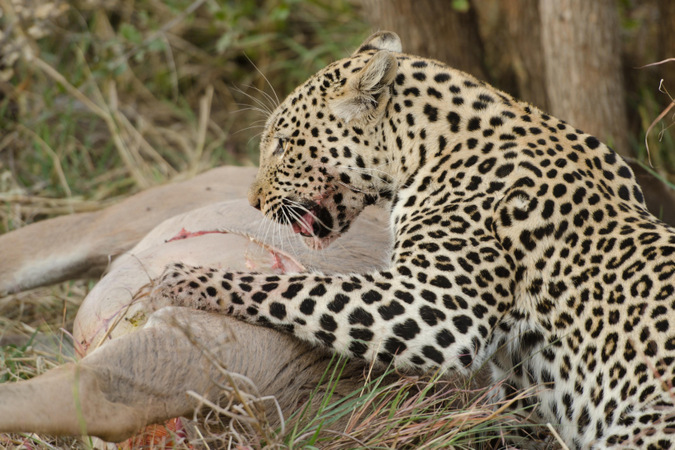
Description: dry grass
xmin=0 ymin=1 xmax=373 ymax=447
xmin=0 ymin=0 xmax=366 ymax=341
xmin=120 ymin=351 xmax=550 ymax=449
xmin=0 ymin=280 xmax=86 ymax=448
xmin=0 ymin=0 xmax=368 ymax=230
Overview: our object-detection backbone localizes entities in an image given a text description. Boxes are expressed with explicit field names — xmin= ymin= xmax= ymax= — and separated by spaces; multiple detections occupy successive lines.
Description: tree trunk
xmin=360 ymin=0 xmax=631 ymax=156
xmin=359 ymin=0 xmax=487 ymax=80
xmin=538 ymin=0 xmax=630 ymax=155
xmin=495 ymin=0 xmax=549 ymax=111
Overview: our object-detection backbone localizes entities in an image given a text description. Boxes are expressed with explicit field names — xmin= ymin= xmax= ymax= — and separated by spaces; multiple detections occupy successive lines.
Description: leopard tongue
xmin=292 ymin=211 xmax=315 ymax=236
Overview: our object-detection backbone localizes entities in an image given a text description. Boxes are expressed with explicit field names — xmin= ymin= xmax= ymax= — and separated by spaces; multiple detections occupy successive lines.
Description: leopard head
xmin=248 ymin=32 xmax=402 ymax=250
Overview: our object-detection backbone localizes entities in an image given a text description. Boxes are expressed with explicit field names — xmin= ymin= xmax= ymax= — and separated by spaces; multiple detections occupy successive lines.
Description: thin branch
xmin=638 ymin=58 xmax=675 ymax=69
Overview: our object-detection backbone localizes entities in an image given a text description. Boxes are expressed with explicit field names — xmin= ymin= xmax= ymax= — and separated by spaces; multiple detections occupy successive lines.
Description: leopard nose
xmin=248 ymin=188 xmax=262 ymax=210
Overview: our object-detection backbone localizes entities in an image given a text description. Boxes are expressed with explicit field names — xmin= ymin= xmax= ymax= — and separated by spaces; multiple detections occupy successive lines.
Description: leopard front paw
xmin=147 ymin=263 xmax=230 ymax=312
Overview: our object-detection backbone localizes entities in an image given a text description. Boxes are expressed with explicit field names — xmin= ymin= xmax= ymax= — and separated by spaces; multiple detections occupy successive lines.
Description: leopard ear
xmin=330 ymin=50 xmax=398 ymax=123
xmin=353 ymin=31 xmax=402 ymax=55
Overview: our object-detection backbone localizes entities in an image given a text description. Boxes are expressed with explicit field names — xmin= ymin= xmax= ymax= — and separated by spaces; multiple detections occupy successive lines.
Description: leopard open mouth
xmin=289 ymin=203 xmax=334 ymax=239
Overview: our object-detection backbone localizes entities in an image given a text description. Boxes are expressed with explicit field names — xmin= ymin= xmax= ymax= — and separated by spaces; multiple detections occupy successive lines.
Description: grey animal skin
xmin=0 ymin=166 xmax=396 ymax=442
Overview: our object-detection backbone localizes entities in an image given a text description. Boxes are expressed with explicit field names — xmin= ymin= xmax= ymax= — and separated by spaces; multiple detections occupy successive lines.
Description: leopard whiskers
xmin=232 ymin=81 xmax=278 ymax=117
xmin=230 ymin=57 xmax=280 ymax=123
xmin=242 ymin=83 xmax=279 ymax=115
xmin=283 ymin=198 xmax=338 ymax=232
xmin=243 ymin=53 xmax=281 ymax=108
xmin=281 ymin=200 xmax=333 ymax=255
xmin=231 ymin=119 xmax=268 ymax=138
xmin=259 ymin=210 xmax=277 ymax=250
xmin=232 ymin=101 xmax=273 ymax=119
xmin=230 ymin=119 xmax=268 ymax=148
xmin=252 ymin=204 xmax=297 ymax=264
xmin=277 ymin=205 xmax=306 ymax=261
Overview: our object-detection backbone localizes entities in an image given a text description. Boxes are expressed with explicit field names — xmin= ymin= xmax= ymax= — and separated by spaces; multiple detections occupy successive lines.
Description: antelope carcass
xmin=0 ymin=166 xmax=395 ymax=442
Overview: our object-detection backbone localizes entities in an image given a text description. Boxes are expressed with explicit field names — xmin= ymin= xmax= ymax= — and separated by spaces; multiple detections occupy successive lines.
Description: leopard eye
xmin=273 ymin=138 xmax=290 ymax=156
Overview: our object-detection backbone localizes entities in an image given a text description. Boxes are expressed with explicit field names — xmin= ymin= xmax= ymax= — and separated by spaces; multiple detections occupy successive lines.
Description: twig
xmin=547 ymin=423 xmax=570 ymax=450
xmin=638 ymin=58 xmax=675 ymax=69
xmin=192 ymin=85 xmax=214 ymax=174
xmin=644 ymin=97 xmax=675 ymax=168
xmin=639 ymin=59 xmax=675 ymax=168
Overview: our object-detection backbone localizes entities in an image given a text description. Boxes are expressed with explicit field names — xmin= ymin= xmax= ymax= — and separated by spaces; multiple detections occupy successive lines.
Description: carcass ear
xmin=330 ymin=50 xmax=398 ymax=123
xmin=353 ymin=31 xmax=402 ymax=55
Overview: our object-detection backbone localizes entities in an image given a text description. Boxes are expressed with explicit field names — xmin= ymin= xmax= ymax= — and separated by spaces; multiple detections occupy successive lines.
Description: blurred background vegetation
xmin=0 ymin=0 xmax=371 ymax=235
xmin=0 ymin=0 xmax=673 ymax=235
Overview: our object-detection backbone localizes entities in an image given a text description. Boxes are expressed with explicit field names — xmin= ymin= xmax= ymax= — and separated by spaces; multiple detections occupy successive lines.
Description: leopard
xmin=149 ymin=31 xmax=675 ymax=449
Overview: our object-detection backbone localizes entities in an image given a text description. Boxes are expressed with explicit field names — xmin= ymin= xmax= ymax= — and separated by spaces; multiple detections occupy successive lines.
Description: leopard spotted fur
xmin=151 ymin=32 xmax=675 ymax=449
